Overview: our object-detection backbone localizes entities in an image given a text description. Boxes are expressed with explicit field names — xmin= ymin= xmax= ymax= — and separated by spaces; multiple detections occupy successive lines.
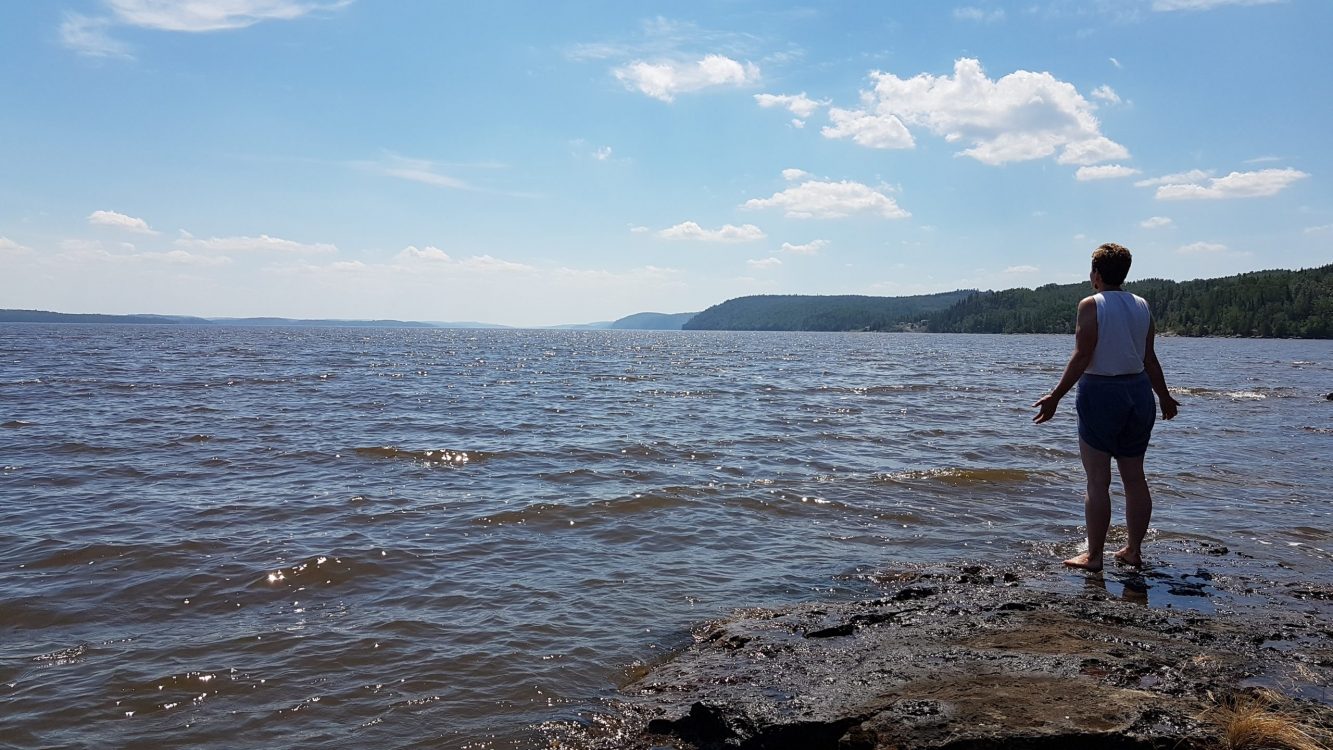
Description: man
xmin=1032 ymin=243 xmax=1180 ymax=571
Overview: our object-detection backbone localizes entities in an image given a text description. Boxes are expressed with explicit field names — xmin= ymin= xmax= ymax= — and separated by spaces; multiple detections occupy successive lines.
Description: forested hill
xmin=683 ymin=291 xmax=974 ymax=331
xmin=926 ymin=264 xmax=1332 ymax=338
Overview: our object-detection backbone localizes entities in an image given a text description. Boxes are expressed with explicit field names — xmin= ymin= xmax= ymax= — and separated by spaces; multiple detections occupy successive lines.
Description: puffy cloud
xmin=821 ymin=58 xmax=1128 ymax=166
xmin=743 ymin=178 xmax=910 ymax=219
xmin=88 ymin=209 xmax=157 ymax=234
xmin=746 ymin=257 xmax=782 ymax=270
xmin=780 ymin=239 xmax=828 ymax=255
xmin=822 ymin=108 xmax=914 ymax=149
xmin=754 ymin=92 xmax=825 ymax=118
xmin=657 ymin=222 xmax=767 ymax=242
xmin=781 ymin=168 xmax=812 ymax=181
xmin=614 ymin=54 xmax=760 ymax=102
xmin=1153 ymin=0 xmax=1280 ymax=11
xmin=103 ymin=0 xmax=350 ymax=32
xmin=1091 ymin=85 xmax=1121 ymax=104
xmin=1154 ymin=168 xmax=1309 ymax=200
xmin=1140 ymin=216 xmax=1175 ymax=229
xmin=953 ymin=7 xmax=1005 ymax=22
xmin=176 ymin=233 xmax=337 ymax=255
xmin=1075 ymin=164 xmax=1141 ymax=181
xmin=1177 ymin=241 xmax=1228 ymax=254
xmin=392 ymin=246 xmax=537 ymax=273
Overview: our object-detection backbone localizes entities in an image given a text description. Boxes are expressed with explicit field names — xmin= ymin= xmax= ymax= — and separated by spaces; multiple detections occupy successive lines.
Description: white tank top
xmin=1086 ymin=291 xmax=1151 ymax=376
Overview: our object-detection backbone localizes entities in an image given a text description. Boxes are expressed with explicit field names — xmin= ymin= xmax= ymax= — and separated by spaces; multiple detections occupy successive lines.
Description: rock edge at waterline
xmin=550 ymin=541 xmax=1332 ymax=749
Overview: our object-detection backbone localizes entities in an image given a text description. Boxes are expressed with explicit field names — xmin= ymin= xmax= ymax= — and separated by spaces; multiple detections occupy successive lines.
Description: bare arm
xmin=1142 ymin=319 xmax=1179 ymax=420
xmin=1033 ymin=296 xmax=1098 ymax=424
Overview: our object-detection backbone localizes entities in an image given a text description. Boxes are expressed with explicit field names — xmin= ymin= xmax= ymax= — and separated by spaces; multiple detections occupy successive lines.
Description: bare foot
xmin=1113 ymin=548 xmax=1143 ymax=567
xmin=1062 ymin=552 xmax=1103 ymax=572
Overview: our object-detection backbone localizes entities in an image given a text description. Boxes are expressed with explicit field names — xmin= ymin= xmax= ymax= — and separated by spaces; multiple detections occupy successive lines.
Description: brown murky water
xmin=1 ymin=326 xmax=1329 ymax=748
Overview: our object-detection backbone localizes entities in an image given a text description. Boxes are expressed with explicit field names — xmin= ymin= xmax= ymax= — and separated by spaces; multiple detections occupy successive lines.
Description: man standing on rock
xmin=1032 ymin=243 xmax=1180 ymax=571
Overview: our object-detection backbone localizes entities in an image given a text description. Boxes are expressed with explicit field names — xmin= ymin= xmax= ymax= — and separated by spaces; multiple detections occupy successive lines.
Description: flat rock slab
xmin=550 ymin=542 xmax=1332 ymax=749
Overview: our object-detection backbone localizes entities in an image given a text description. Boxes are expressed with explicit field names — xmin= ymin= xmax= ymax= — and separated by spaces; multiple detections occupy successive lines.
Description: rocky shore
xmin=549 ymin=541 xmax=1332 ymax=749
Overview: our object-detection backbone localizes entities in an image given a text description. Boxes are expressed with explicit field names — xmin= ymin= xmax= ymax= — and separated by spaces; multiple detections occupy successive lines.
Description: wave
xmin=1172 ymin=386 xmax=1300 ymax=401
xmin=2 ymin=420 xmax=34 ymax=428
xmin=352 ymin=446 xmax=498 ymax=466
xmin=472 ymin=491 xmax=696 ymax=528
xmin=875 ymin=467 xmax=1043 ymax=487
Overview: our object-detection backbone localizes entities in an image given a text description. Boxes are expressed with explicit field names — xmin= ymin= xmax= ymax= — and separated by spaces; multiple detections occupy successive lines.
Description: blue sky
xmin=1 ymin=0 xmax=1329 ymax=326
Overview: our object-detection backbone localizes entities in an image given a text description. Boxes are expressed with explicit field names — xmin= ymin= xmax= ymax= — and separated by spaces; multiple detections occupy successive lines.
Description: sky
xmin=1 ymin=0 xmax=1330 ymax=326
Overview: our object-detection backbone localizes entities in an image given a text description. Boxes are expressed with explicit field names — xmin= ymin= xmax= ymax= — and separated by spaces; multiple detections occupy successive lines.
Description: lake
xmin=1 ymin=326 xmax=1329 ymax=748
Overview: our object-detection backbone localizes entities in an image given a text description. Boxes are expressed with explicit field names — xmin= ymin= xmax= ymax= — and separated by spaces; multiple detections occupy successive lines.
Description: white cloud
xmin=103 ymin=0 xmax=350 ymax=32
xmin=367 ymin=154 xmax=474 ymax=190
xmin=1134 ymin=169 xmax=1212 ymax=188
xmin=88 ymin=210 xmax=157 ymax=234
xmin=1177 ymin=241 xmax=1228 ymax=254
xmin=746 ymin=257 xmax=782 ymax=270
xmin=393 ymin=246 xmax=537 ymax=273
xmin=822 ymin=107 xmax=915 ymax=149
xmin=657 ymin=222 xmax=766 ymax=242
xmin=1244 ymin=155 xmax=1284 ymax=164
xmin=1075 ymin=164 xmax=1140 ymax=181
xmin=1152 ymin=0 xmax=1281 ymax=11
xmin=743 ymin=178 xmax=910 ymax=220
xmin=953 ymin=7 xmax=1005 ymax=22
xmin=176 ymin=233 xmax=337 ymax=255
xmin=628 ymin=225 xmax=651 ymax=234
xmin=1091 ymin=85 xmax=1121 ymax=104
xmin=614 ymin=54 xmax=760 ymax=102
xmin=780 ymin=239 xmax=828 ymax=255
xmin=1303 ymin=224 xmax=1333 ymax=235
xmin=790 ymin=118 xmax=805 ymax=129
xmin=60 ymin=13 xmax=132 ymax=58
xmin=1154 ymin=168 xmax=1309 ymax=200
xmin=820 ymin=58 xmax=1128 ymax=166
xmin=142 ymin=249 xmax=232 ymax=266
xmin=1109 ymin=57 xmax=1122 ymax=69
xmin=594 ymin=146 xmax=613 ymax=161
xmin=1140 ymin=216 xmax=1175 ymax=229
xmin=1003 ymin=265 xmax=1040 ymax=274
xmin=62 ymin=1 xmax=349 ymax=56
xmin=754 ymin=92 xmax=825 ymax=118
xmin=781 ymin=168 xmax=812 ymax=181
xmin=0 ymin=237 xmax=33 ymax=255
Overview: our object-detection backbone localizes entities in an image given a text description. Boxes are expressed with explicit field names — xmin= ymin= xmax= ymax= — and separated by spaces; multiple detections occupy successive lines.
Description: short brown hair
xmin=1091 ymin=243 xmax=1132 ymax=286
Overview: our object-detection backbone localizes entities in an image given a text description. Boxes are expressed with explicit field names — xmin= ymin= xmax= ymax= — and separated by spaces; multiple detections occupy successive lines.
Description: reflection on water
xmin=0 ymin=326 xmax=1329 ymax=748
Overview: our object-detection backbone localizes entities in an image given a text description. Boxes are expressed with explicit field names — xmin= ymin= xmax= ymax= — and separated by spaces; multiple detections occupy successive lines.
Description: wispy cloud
xmin=1075 ymin=164 xmax=1140 ymax=181
xmin=754 ymin=92 xmax=826 ymax=119
xmin=1134 ymin=169 xmax=1212 ymax=188
xmin=62 ymin=0 xmax=351 ymax=57
xmin=744 ymin=177 xmax=909 ymax=219
xmin=746 ymin=257 xmax=782 ymax=270
xmin=1003 ymin=264 xmax=1040 ymax=274
xmin=657 ymin=222 xmax=766 ymax=242
xmin=1152 ymin=0 xmax=1281 ymax=11
xmin=88 ymin=209 xmax=157 ymax=234
xmin=614 ymin=54 xmax=760 ymax=102
xmin=1091 ymin=85 xmax=1121 ymax=104
xmin=1177 ymin=241 xmax=1229 ymax=254
xmin=1154 ymin=168 xmax=1308 ymax=200
xmin=176 ymin=232 xmax=337 ymax=255
xmin=1140 ymin=216 xmax=1174 ymax=229
xmin=394 ymin=246 xmax=537 ymax=274
xmin=1303 ymin=224 xmax=1333 ymax=235
xmin=821 ymin=58 xmax=1128 ymax=166
xmin=953 ymin=6 xmax=1006 ymax=23
xmin=0 ymin=237 xmax=34 ymax=255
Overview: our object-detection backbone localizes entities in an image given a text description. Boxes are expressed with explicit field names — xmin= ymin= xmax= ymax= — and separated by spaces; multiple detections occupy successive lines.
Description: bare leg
xmin=1066 ymin=439 xmax=1112 ymax=571
xmin=1113 ymin=455 xmax=1152 ymax=567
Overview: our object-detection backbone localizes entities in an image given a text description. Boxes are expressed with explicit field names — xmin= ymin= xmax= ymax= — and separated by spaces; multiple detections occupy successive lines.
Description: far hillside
xmin=927 ymin=264 xmax=1332 ymax=338
xmin=683 ymin=291 xmax=974 ymax=332
xmin=610 ymin=312 xmax=697 ymax=330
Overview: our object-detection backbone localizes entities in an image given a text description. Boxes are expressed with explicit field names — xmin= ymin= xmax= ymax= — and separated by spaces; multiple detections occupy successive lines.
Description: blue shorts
xmin=1075 ymin=372 xmax=1156 ymax=458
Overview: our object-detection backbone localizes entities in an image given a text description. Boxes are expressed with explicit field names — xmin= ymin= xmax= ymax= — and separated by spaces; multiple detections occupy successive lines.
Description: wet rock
xmin=554 ymin=545 xmax=1333 ymax=749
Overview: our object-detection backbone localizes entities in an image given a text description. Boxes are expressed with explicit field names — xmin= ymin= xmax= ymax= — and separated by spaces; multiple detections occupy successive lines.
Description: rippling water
xmin=1 ymin=325 xmax=1329 ymax=748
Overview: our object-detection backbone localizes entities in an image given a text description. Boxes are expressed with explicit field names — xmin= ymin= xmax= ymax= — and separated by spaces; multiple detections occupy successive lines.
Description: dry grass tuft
xmin=1204 ymin=688 xmax=1330 ymax=750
